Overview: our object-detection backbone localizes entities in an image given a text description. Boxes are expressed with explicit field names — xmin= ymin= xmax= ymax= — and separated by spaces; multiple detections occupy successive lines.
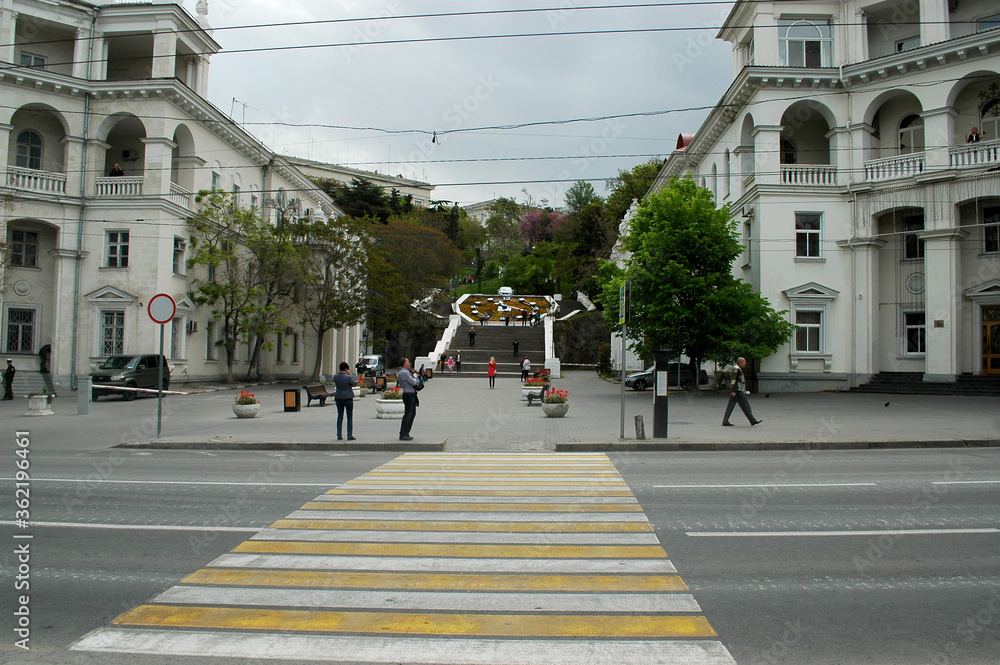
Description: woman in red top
xmin=487 ymin=356 xmax=497 ymax=389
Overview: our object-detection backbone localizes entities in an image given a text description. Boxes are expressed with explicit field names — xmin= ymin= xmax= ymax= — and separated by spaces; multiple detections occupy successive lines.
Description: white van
xmin=498 ymin=286 xmax=513 ymax=299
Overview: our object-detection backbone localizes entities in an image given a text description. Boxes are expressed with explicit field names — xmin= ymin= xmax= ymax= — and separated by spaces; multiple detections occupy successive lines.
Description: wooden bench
xmin=526 ymin=383 xmax=550 ymax=406
xmin=303 ymin=384 xmax=332 ymax=407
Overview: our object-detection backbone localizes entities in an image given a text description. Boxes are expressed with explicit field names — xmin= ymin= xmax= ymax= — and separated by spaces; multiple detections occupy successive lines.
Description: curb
xmin=556 ymin=439 xmax=1000 ymax=452
xmin=119 ymin=440 xmax=446 ymax=452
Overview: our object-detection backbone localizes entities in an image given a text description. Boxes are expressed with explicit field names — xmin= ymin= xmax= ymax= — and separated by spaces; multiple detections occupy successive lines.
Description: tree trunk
xmin=246 ymin=336 xmax=262 ymax=382
xmin=310 ymin=328 xmax=327 ymax=382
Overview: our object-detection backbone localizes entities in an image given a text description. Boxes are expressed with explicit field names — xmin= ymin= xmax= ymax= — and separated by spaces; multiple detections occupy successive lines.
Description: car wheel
xmin=123 ymin=383 xmax=136 ymax=401
xmin=634 ymin=379 xmax=647 ymax=391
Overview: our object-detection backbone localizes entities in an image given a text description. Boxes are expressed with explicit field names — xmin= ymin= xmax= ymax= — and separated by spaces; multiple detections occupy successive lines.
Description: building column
xmin=84 ymin=139 xmax=110 ymax=197
xmin=0 ymin=122 xmax=13 ymax=169
xmin=920 ymin=0 xmax=950 ymax=46
xmin=751 ymin=124 xmax=783 ymax=186
xmin=921 ymin=229 xmax=967 ymax=382
xmin=0 ymin=10 xmax=17 ymax=64
xmin=72 ymin=28 xmax=89 ymax=78
xmin=837 ymin=237 xmax=886 ymax=385
xmin=195 ymin=56 xmax=210 ymax=98
xmin=60 ymin=135 xmax=86 ymax=195
xmin=854 ymin=10 xmax=869 ymax=63
xmin=151 ymin=29 xmax=177 ymax=78
xmin=756 ymin=12 xmax=778 ymax=65
xmin=140 ymin=137 xmax=177 ymax=196
xmin=922 ymin=107 xmax=957 ymax=170
xmin=847 ymin=122 xmax=877 ymax=186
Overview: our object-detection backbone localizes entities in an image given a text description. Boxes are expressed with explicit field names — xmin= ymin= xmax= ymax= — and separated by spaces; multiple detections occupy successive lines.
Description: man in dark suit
xmin=722 ymin=357 xmax=761 ymax=427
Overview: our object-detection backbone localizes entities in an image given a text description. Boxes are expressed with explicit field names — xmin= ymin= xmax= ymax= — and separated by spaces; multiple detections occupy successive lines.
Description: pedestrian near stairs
xmin=521 ymin=357 xmax=531 ymax=381
xmin=487 ymin=357 xmax=497 ymax=389
xmin=448 ymin=356 xmax=455 ymax=373
xmin=456 ymin=351 xmax=462 ymax=373
xmin=468 ymin=327 xmax=476 ymax=347
xmin=3 ymin=359 xmax=15 ymax=400
xmin=512 ymin=338 xmax=519 ymax=357
xmin=722 ymin=357 xmax=762 ymax=427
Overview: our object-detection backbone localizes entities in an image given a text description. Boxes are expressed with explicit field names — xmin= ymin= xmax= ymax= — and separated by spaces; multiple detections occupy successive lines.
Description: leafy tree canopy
xmin=604 ymin=159 xmax=663 ymax=224
xmin=564 ymin=180 xmax=602 ymax=216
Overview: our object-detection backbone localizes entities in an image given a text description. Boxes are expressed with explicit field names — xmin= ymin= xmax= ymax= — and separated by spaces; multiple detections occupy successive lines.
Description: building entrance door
xmin=983 ymin=307 xmax=1000 ymax=375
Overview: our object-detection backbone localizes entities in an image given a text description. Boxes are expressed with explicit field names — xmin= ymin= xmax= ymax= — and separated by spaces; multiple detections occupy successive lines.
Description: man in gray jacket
xmin=722 ymin=357 xmax=762 ymax=427
xmin=333 ymin=361 xmax=358 ymax=441
xmin=397 ymin=358 xmax=419 ymax=441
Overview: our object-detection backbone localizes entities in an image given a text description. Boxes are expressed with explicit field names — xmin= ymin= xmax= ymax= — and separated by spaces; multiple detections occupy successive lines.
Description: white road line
xmin=653 ymin=483 xmax=878 ymax=489
xmin=207 ymin=553 xmax=678 ymax=574
xmin=251 ymin=528 xmax=662 ymax=545
xmin=0 ymin=520 xmax=260 ymax=532
xmin=287 ymin=510 xmax=649 ymax=522
xmin=72 ymin=629 xmax=738 ymax=664
xmin=0 ymin=477 xmax=333 ymax=487
xmin=932 ymin=480 xmax=1000 ymax=485
xmin=155 ymin=586 xmax=702 ymax=613
xmin=687 ymin=528 xmax=1000 ymax=537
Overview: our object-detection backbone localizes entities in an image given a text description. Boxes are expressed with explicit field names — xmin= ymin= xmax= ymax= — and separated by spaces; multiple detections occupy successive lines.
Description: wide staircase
xmin=435 ymin=323 xmax=545 ymax=378
xmin=851 ymin=372 xmax=1000 ymax=396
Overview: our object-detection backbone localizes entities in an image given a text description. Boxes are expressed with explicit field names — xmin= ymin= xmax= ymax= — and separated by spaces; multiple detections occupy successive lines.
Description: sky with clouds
xmin=188 ymin=0 xmax=735 ymax=208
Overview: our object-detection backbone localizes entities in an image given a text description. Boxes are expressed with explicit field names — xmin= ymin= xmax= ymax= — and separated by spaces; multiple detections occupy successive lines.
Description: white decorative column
xmin=140 ymin=137 xmax=177 ymax=197
xmin=922 ymin=107 xmax=957 ymax=171
xmin=837 ymin=237 xmax=886 ymax=384
xmin=752 ymin=125 xmax=783 ymax=186
xmin=920 ymin=0 xmax=950 ymax=46
xmin=0 ymin=11 xmax=17 ymax=64
xmin=72 ymin=29 xmax=89 ymax=78
xmin=151 ymin=29 xmax=178 ymax=78
xmin=60 ymin=135 xmax=86 ymax=195
xmin=854 ymin=9 xmax=868 ymax=64
xmin=921 ymin=229 xmax=966 ymax=382
xmin=0 ymin=122 xmax=13 ymax=170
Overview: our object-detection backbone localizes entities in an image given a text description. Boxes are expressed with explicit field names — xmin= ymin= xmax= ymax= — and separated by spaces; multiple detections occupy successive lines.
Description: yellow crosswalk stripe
xmin=182 ymin=569 xmax=689 ymax=592
xmin=232 ymin=541 xmax=668 ymax=559
xmin=268 ymin=518 xmax=654 ymax=532
xmin=300 ymin=501 xmax=642 ymax=512
xmin=115 ymin=605 xmax=717 ymax=638
xmin=324 ymin=488 xmax=635 ymax=496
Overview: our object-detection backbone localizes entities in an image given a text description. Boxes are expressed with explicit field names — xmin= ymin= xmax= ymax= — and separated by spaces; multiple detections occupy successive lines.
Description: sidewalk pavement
xmin=3 ymin=371 xmax=999 ymax=452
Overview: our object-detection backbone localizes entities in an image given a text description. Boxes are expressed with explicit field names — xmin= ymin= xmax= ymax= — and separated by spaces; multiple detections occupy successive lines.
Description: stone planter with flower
xmin=521 ymin=376 xmax=547 ymax=401
xmin=25 ymin=392 xmax=54 ymax=417
xmin=375 ymin=386 xmax=404 ymax=419
xmin=232 ymin=390 xmax=260 ymax=418
xmin=541 ymin=387 xmax=569 ymax=418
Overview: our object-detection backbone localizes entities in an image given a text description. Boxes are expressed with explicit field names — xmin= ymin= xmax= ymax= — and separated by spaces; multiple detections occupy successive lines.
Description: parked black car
xmin=90 ymin=354 xmax=170 ymax=400
xmin=624 ymin=363 xmax=709 ymax=391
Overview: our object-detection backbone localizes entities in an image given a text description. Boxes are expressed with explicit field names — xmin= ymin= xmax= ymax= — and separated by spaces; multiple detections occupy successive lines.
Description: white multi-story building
xmin=648 ymin=0 xmax=1000 ymax=391
xmin=1 ymin=0 xmax=363 ymax=390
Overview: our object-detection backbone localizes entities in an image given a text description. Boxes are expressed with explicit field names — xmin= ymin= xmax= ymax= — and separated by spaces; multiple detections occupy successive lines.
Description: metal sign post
xmin=619 ymin=281 xmax=629 ymax=441
xmin=147 ymin=293 xmax=176 ymax=439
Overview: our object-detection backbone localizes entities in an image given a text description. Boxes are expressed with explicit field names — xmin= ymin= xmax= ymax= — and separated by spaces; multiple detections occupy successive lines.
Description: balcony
xmin=742 ymin=172 xmax=755 ymax=194
xmin=168 ymin=182 xmax=193 ymax=208
xmin=5 ymin=167 xmax=67 ymax=195
xmin=864 ymin=153 xmax=925 ymax=183
xmin=780 ymin=164 xmax=837 ymax=186
xmin=950 ymin=139 xmax=1000 ymax=169
xmin=94 ymin=176 xmax=143 ymax=197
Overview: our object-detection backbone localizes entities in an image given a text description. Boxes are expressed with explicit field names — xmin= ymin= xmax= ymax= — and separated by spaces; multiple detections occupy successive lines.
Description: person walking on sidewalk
xmin=398 ymin=358 xmax=419 ymax=441
xmin=521 ymin=356 xmax=531 ymax=381
xmin=333 ymin=362 xmax=358 ymax=441
xmin=468 ymin=327 xmax=477 ymax=347
xmin=512 ymin=338 xmax=519 ymax=357
xmin=456 ymin=351 xmax=462 ymax=373
xmin=2 ymin=359 xmax=15 ymax=400
xmin=722 ymin=357 xmax=761 ymax=427
xmin=487 ymin=357 xmax=497 ymax=389
xmin=448 ymin=356 xmax=455 ymax=373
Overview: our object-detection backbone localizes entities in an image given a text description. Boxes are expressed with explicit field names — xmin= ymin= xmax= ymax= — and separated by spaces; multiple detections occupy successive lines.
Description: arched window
xmin=781 ymin=138 xmax=797 ymax=165
xmin=981 ymin=99 xmax=1000 ymax=142
xmin=15 ymin=130 xmax=43 ymax=170
xmin=724 ymin=150 xmax=731 ymax=197
xmin=711 ymin=164 xmax=718 ymax=202
xmin=898 ymin=114 xmax=925 ymax=155
xmin=778 ymin=19 xmax=832 ymax=68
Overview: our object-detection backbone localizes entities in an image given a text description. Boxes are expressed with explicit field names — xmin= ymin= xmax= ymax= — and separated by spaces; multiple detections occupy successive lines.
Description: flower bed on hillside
xmin=458 ymin=294 xmax=550 ymax=323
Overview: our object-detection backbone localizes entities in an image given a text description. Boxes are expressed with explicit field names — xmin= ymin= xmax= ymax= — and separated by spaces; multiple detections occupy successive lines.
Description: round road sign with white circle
xmin=148 ymin=293 xmax=176 ymax=324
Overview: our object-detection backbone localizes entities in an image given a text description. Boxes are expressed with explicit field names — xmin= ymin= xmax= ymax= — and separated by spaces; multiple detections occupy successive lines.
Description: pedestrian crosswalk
xmin=72 ymin=453 xmax=736 ymax=664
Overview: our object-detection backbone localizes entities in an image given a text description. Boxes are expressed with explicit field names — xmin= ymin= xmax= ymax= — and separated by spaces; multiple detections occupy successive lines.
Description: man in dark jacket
xmin=333 ymin=362 xmax=358 ymax=441
xmin=722 ymin=357 xmax=761 ymax=427
xmin=3 ymin=359 xmax=15 ymax=400
xmin=397 ymin=358 xmax=419 ymax=441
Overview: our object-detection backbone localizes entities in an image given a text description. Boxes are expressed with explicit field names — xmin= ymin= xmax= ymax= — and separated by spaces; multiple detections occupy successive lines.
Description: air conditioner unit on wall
xmin=742 ymin=204 xmax=755 ymax=218
xmin=186 ymin=321 xmax=198 ymax=334
xmin=122 ymin=149 xmax=139 ymax=161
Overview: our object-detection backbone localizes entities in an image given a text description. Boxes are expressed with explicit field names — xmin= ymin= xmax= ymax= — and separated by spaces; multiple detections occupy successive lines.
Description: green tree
xmin=187 ymin=190 xmax=285 ymax=383
xmin=295 ymin=216 xmax=371 ymax=381
xmin=604 ymin=159 xmax=663 ymax=225
xmin=564 ymin=180 xmax=602 ymax=216
xmin=484 ymin=197 xmax=523 ymax=264
xmin=597 ymin=175 xmax=794 ymax=386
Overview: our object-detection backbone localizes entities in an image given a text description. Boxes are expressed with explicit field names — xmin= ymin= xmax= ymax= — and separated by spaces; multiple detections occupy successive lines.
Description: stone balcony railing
xmin=864 ymin=152 xmax=925 ymax=183
xmin=949 ymin=138 xmax=1000 ymax=169
xmin=94 ymin=176 xmax=143 ymax=197
xmin=4 ymin=166 xmax=67 ymax=195
xmin=168 ymin=182 xmax=193 ymax=208
xmin=780 ymin=164 xmax=838 ymax=186
xmin=742 ymin=172 xmax=755 ymax=194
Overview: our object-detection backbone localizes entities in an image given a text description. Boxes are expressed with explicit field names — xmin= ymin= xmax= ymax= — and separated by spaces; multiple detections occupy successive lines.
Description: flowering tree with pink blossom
xmin=518 ymin=209 xmax=570 ymax=245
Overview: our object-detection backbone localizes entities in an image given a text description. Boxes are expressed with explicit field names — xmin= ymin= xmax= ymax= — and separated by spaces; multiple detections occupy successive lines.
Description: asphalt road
xmin=1 ymin=445 xmax=998 ymax=664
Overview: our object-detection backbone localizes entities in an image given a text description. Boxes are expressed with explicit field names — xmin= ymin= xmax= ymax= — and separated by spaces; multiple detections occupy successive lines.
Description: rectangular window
xmin=232 ymin=185 xmax=241 ymax=208
xmin=795 ymin=213 xmax=821 ymax=257
xmin=292 ymin=332 xmax=299 ymax=363
xmin=743 ymin=221 xmax=752 ymax=264
xmin=895 ymin=36 xmax=920 ymax=52
xmin=984 ymin=206 xmax=1000 ymax=254
xmin=904 ymin=312 xmax=926 ymax=354
xmin=250 ymin=193 xmax=258 ymax=211
xmin=795 ymin=310 xmax=821 ymax=352
xmin=173 ymin=237 xmax=186 ymax=274
xmin=19 ymin=52 xmax=46 ymax=68
xmin=10 ymin=230 xmax=39 ymax=267
xmin=978 ymin=14 xmax=1000 ymax=32
xmin=205 ymin=320 xmax=217 ymax=360
xmin=779 ymin=19 xmax=832 ymax=68
xmin=107 ymin=231 xmax=129 ymax=267
xmin=903 ymin=215 xmax=924 ymax=260
xmin=275 ymin=333 xmax=283 ymax=363
xmin=5 ymin=308 xmax=36 ymax=353
xmin=100 ymin=310 xmax=125 ymax=356
xmin=211 ymin=172 xmax=220 ymax=190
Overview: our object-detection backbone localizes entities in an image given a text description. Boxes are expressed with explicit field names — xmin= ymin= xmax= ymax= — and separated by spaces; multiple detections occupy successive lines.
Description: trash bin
xmin=425 ymin=368 xmax=433 ymax=380
xmin=284 ymin=388 xmax=301 ymax=412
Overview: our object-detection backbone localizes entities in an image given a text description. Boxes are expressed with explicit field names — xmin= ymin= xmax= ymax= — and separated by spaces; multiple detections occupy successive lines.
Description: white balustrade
xmin=5 ymin=167 xmax=67 ymax=195
xmin=949 ymin=139 xmax=1000 ymax=169
xmin=95 ymin=176 xmax=143 ymax=197
xmin=780 ymin=164 xmax=838 ymax=186
xmin=864 ymin=153 xmax=925 ymax=182
xmin=168 ymin=182 xmax=192 ymax=208
xmin=742 ymin=172 xmax=755 ymax=193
